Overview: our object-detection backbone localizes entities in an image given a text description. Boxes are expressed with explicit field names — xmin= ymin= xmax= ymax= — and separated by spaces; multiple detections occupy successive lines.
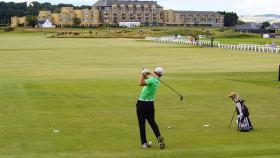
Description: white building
xmin=119 ymin=22 xmax=140 ymax=28
xmin=37 ymin=19 xmax=55 ymax=28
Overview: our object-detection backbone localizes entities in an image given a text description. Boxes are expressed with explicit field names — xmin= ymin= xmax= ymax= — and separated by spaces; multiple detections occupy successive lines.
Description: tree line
xmin=217 ymin=11 xmax=239 ymax=27
xmin=0 ymin=1 xmax=91 ymax=25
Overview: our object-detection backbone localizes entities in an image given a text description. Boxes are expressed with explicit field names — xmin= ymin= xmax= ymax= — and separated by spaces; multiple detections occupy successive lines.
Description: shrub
xmin=151 ymin=28 xmax=163 ymax=31
xmin=4 ymin=27 xmax=14 ymax=32
xmin=166 ymin=29 xmax=214 ymax=37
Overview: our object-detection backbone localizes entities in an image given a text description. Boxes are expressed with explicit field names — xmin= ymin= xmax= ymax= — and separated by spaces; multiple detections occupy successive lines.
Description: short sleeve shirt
xmin=139 ymin=77 xmax=160 ymax=101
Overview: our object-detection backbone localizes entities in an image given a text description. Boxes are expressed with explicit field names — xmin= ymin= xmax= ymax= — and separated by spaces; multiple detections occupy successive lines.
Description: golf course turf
xmin=0 ymin=32 xmax=280 ymax=158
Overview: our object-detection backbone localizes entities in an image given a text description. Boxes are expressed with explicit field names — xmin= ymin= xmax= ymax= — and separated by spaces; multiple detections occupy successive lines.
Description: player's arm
xmin=139 ymin=68 xmax=150 ymax=86
xmin=139 ymin=74 xmax=147 ymax=86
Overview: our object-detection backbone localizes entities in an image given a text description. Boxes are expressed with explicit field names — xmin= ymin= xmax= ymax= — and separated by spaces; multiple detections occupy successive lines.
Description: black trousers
xmin=136 ymin=100 xmax=161 ymax=145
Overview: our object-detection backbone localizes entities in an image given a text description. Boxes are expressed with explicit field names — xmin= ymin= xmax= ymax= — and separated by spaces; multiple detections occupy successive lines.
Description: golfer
xmin=136 ymin=67 xmax=165 ymax=149
xmin=228 ymin=92 xmax=253 ymax=130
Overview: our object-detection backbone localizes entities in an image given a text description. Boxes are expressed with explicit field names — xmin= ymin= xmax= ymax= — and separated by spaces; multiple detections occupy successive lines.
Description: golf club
xmin=228 ymin=108 xmax=236 ymax=128
xmin=154 ymin=76 xmax=184 ymax=101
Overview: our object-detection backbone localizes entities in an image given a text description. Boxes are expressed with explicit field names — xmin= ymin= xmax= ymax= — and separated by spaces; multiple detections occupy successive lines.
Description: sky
xmin=1 ymin=0 xmax=280 ymax=15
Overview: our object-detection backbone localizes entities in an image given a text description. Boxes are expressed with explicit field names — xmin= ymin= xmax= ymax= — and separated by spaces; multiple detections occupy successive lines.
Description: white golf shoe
xmin=142 ymin=141 xmax=152 ymax=149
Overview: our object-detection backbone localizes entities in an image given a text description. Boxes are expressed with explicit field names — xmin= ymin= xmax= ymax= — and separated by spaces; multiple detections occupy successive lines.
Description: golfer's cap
xmin=154 ymin=67 xmax=164 ymax=76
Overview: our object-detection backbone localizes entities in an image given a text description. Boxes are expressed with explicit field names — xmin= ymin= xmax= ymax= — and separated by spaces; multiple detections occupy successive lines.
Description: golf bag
xmin=238 ymin=116 xmax=250 ymax=132
xmin=236 ymin=99 xmax=253 ymax=132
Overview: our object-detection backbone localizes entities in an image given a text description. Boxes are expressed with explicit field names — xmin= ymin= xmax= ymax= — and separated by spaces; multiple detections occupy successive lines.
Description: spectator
xmin=271 ymin=42 xmax=276 ymax=48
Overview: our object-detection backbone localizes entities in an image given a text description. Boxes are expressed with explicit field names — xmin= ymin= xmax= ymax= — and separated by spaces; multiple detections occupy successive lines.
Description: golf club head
xmin=180 ymin=96 xmax=183 ymax=101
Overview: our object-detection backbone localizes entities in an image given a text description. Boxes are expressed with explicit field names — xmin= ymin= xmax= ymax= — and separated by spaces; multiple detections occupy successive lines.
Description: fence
xmin=145 ymin=36 xmax=219 ymax=47
xmin=218 ymin=44 xmax=280 ymax=54
xmin=145 ymin=36 xmax=280 ymax=54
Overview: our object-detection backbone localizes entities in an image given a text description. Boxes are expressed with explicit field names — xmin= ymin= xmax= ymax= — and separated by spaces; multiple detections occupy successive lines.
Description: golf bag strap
xmin=236 ymin=107 xmax=240 ymax=115
xmin=237 ymin=99 xmax=245 ymax=114
xmin=237 ymin=99 xmax=249 ymax=117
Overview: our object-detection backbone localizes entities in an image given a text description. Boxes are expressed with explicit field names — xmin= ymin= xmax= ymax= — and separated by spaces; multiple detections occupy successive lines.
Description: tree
xmin=0 ymin=1 xmax=91 ymax=25
xmin=73 ymin=17 xmax=81 ymax=27
xmin=237 ymin=20 xmax=246 ymax=25
xmin=217 ymin=11 xmax=239 ymax=27
xmin=262 ymin=21 xmax=271 ymax=28
xmin=26 ymin=15 xmax=38 ymax=27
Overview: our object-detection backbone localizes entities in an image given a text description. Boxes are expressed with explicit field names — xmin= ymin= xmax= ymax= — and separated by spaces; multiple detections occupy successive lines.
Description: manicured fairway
xmin=0 ymin=32 xmax=280 ymax=158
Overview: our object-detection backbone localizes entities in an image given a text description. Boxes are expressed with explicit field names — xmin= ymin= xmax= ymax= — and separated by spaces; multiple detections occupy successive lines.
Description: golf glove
xmin=142 ymin=68 xmax=150 ymax=75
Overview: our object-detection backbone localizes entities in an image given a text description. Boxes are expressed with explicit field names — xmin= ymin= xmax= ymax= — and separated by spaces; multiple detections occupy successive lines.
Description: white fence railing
xmin=145 ymin=37 xmax=220 ymax=47
xmin=145 ymin=36 xmax=195 ymax=45
xmin=218 ymin=44 xmax=280 ymax=53
xmin=145 ymin=36 xmax=280 ymax=54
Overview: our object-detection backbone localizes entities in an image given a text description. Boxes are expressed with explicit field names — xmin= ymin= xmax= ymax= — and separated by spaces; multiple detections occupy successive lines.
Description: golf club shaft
xmin=228 ymin=108 xmax=236 ymax=128
xmin=160 ymin=80 xmax=183 ymax=97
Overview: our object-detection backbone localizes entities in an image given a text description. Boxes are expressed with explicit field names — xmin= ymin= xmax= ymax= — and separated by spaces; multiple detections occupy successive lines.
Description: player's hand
xmin=142 ymin=68 xmax=150 ymax=75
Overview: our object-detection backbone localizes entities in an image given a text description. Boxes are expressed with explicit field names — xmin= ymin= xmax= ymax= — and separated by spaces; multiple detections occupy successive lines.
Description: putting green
xmin=0 ymin=32 xmax=280 ymax=158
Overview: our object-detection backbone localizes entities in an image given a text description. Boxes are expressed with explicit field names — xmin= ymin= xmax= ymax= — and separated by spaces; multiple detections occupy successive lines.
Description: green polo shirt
xmin=139 ymin=76 xmax=160 ymax=101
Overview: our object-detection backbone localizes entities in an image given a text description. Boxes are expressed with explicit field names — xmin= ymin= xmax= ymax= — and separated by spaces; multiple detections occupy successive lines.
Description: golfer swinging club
xmin=136 ymin=67 xmax=165 ymax=149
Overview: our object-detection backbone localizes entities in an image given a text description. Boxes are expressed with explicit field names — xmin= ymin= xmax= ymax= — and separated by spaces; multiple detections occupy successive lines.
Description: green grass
xmin=0 ymin=32 xmax=280 ymax=158
xmin=213 ymin=37 xmax=280 ymax=45
xmin=210 ymin=30 xmax=280 ymax=45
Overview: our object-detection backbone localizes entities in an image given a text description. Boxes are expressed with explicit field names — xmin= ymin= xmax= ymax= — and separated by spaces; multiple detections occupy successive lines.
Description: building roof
xmin=266 ymin=23 xmax=280 ymax=29
xmin=93 ymin=0 xmax=161 ymax=7
xmin=235 ymin=22 xmax=263 ymax=30
xmin=38 ymin=19 xmax=46 ymax=25
xmin=176 ymin=11 xmax=223 ymax=16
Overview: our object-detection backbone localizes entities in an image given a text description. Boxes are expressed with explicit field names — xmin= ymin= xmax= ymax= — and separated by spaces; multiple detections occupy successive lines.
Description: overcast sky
xmin=1 ymin=0 xmax=280 ymax=15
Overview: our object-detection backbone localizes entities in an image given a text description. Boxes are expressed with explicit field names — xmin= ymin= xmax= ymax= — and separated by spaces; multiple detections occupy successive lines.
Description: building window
xmin=129 ymin=6 xmax=133 ymax=13
xmin=104 ymin=7 xmax=110 ymax=13
xmin=84 ymin=12 xmax=89 ymax=16
xmin=112 ymin=5 xmax=117 ymax=12
xmin=137 ymin=5 xmax=141 ymax=12
xmin=151 ymin=6 xmax=156 ymax=12
xmin=121 ymin=5 xmax=125 ymax=13
xmin=144 ymin=7 xmax=149 ymax=12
